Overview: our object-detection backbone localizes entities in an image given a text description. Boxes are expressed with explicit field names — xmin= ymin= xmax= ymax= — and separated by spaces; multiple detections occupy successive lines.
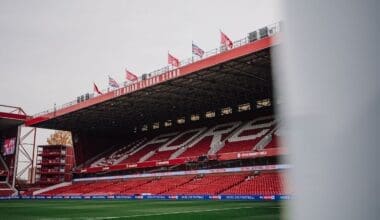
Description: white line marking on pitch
xmin=43 ymin=206 xmax=255 ymax=220
xmin=96 ymin=206 xmax=254 ymax=219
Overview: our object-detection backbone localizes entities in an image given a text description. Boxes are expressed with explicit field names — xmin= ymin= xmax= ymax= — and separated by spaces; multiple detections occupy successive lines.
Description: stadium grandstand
xmin=16 ymin=22 xmax=290 ymax=200
xmin=0 ymin=32 xmax=288 ymax=220
xmin=1 ymin=0 xmax=377 ymax=219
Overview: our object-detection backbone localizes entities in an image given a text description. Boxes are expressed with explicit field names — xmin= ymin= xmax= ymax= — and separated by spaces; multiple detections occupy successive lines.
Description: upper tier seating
xmin=217 ymin=117 xmax=275 ymax=154
xmin=84 ymin=116 xmax=280 ymax=169
xmin=145 ymin=131 xmax=200 ymax=162
xmin=177 ymin=122 xmax=241 ymax=158
xmin=120 ymin=133 xmax=180 ymax=164
xmin=177 ymin=136 xmax=213 ymax=158
xmin=91 ymin=138 xmax=147 ymax=167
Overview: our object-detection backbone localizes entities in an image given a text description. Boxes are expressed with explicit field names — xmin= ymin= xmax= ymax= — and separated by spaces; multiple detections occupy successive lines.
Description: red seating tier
xmin=165 ymin=174 xmax=247 ymax=195
xmin=168 ymin=131 xmax=198 ymax=147
xmin=178 ymin=136 xmax=213 ymax=158
xmin=123 ymin=176 xmax=194 ymax=195
xmin=218 ymin=139 xmax=261 ymax=154
xmin=221 ymin=172 xmax=285 ymax=195
xmin=121 ymin=143 xmax=162 ymax=164
xmin=238 ymin=128 xmax=265 ymax=137
xmin=40 ymin=172 xmax=286 ymax=196
xmin=145 ymin=150 xmax=176 ymax=162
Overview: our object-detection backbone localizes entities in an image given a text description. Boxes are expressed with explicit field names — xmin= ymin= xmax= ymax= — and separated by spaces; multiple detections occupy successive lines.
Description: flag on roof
xmin=93 ymin=83 xmax=102 ymax=95
xmin=192 ymin=42 xmax=205 ymax=57
xmin=220 ymin=31 xmax=233 ymax=49
xmin=125 ymin=69 xmax=138 ymax=82
xmin=168 ymin=53 xmax=180 ymax=67
xmin=108 ymin=76 xmax=119 ymax=88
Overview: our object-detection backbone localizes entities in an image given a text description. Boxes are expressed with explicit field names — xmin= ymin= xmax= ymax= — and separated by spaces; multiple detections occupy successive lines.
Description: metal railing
xmin=0 ymin=104 xmax=27 ymax=116
xmin=33 ymin=22 xmax=281 ymax=118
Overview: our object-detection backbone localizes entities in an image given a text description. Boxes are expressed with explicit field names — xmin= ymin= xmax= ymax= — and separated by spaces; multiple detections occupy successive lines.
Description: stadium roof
xmin=26 ymin=32 xmax=280 ymax=133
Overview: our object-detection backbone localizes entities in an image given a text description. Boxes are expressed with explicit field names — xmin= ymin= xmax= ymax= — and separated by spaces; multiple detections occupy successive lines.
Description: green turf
xmin=0 ymin=200 xmax=282 ymax=220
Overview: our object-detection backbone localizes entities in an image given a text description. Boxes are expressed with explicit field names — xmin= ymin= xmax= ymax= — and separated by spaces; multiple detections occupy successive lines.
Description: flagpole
xmin=191 ymin=41 xmax=194 ymax=63
xmin=168 ymin=50 xmax=171 ymax=70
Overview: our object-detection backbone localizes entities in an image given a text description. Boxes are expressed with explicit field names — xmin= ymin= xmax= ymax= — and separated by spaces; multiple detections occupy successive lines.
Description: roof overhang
xmin=26 ymin=35 xmax=280 ymax=133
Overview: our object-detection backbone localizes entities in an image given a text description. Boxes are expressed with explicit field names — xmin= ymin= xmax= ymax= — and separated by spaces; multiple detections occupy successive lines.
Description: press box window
xmin=238 ymin=103 xmax=251 ymax=112
xmin=191 ymin=114 xmax=200 ymax=121
xmin=152 ymin=122 xmax=160 ymax=130
xmin=257 ymin=99 xmax=271 ymax=109
xmin=164 ymin=120 xmax=172 ymax=127
xmin=221 ymin=107 xmax=232 ymax=116
xmin=177 ymin=117 xmax=185 ymax=124
xmin=205 ymin=111 xmax=216 ymax=118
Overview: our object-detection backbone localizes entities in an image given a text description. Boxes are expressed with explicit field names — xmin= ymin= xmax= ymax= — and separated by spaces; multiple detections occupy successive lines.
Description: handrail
xmin=32 ymin=22 xmax=281 ymax=118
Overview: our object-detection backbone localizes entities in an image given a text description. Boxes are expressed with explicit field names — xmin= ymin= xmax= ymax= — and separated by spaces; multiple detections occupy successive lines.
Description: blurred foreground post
xmin=276 ymin=0 xmax=380 ymax=219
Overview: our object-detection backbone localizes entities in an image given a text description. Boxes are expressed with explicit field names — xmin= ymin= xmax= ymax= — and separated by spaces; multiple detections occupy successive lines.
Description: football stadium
xmin=0 ymin=21 xmax=286 ymax=219
xmin=1 ymin=1 xmax=379 ymax=220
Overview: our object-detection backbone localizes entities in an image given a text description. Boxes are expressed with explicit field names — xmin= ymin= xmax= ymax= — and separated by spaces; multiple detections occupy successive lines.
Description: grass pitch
xmin=0 ymin=200 xmax=282 ymax=220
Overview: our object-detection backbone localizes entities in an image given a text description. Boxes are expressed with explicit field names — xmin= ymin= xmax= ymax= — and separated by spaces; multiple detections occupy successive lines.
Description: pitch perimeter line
xmin=42 ymin=206 xmax=255 ymax=220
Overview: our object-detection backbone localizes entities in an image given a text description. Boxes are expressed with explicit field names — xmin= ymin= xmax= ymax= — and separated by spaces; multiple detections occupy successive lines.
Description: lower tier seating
xmin=221 ymin=172 xmax=285 ymax=195
xmin=164 ymin=174 xmax=247 ymax=195
xmin=40 ymin=172 xmax=286 ymax=196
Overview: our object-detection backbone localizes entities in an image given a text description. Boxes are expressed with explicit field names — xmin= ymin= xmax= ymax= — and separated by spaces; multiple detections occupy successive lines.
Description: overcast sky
xmin=0 ymin=0 xmax=282 ymax=115
xmin=0 ymin=0 xmax=282 ymax=178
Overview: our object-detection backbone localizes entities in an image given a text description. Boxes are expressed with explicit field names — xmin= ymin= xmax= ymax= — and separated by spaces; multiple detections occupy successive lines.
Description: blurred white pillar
xmin=275 ymin=0 xmax=380 ymax=219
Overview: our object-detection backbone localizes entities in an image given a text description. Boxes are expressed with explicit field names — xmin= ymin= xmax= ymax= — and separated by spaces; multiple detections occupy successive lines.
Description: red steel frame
xmin=0 ymin=105 xmax=34 ymax=188
xmin=0 ymin=104 xmax=27 ymax=121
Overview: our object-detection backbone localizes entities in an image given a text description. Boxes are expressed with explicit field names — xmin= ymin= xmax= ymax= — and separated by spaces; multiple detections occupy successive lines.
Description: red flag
xmin=93 ymin=83 xmax=102 ymax=95
xmin=168 ymin=53 xmax=180 ymax=67
xmin=125 ymin=69 xmax=138 ymax=82
xmin=220 ymin=31 xmax=233 ymax=49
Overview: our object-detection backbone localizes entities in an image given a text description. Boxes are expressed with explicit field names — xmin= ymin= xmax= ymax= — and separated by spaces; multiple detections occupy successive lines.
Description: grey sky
xmin=1 ymin=0 xmax=282 ymax=180
xmin=0 ymin=0 xmax=281 ymax=115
